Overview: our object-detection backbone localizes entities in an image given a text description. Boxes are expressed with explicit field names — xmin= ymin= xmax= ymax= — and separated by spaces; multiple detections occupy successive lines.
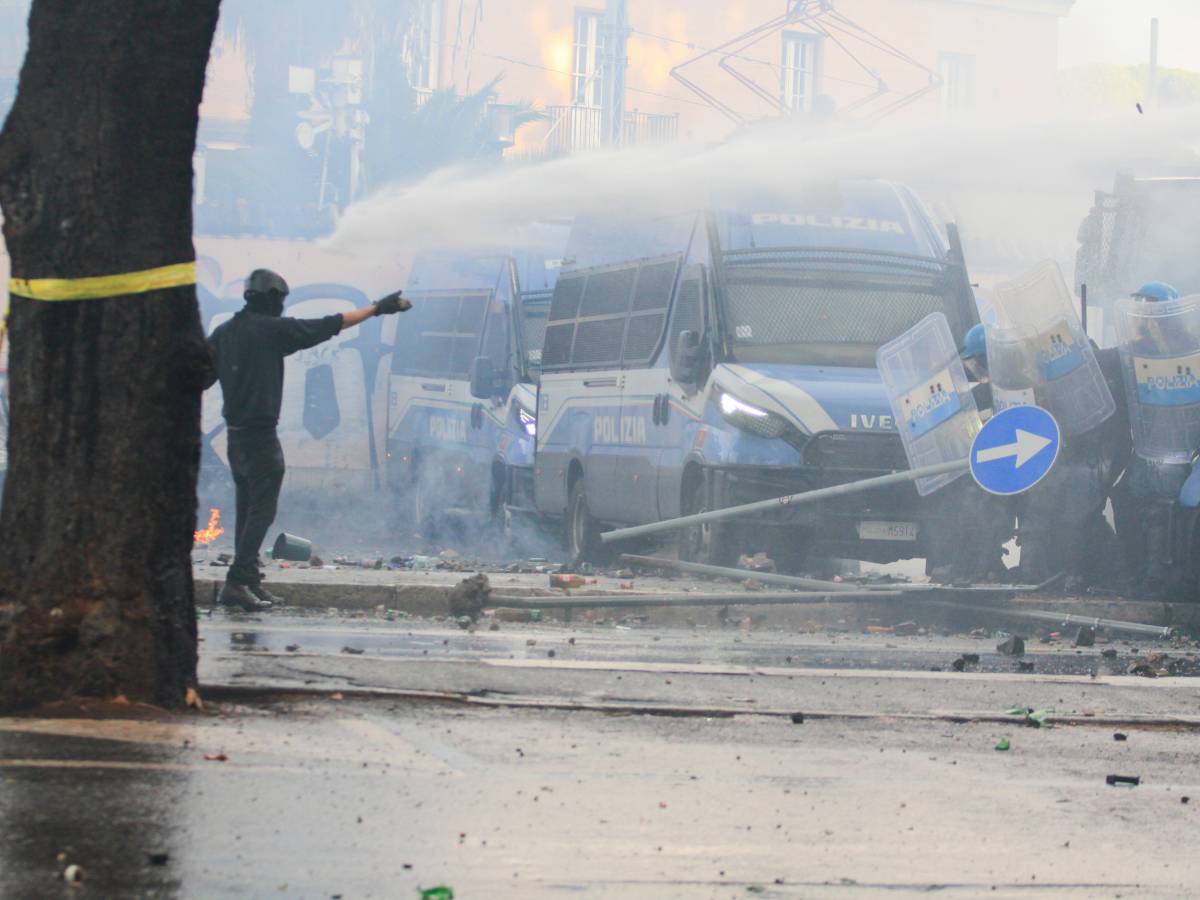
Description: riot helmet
xmin=1132 ymin=281 xmax=1179 ymax=303
xmin=244 ymin=268 xmax=289 ymax=315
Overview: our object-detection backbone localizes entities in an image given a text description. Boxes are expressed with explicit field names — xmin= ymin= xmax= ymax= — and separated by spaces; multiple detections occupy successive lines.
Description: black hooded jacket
xmin=205 ymin=309 xmax=344 ymax=428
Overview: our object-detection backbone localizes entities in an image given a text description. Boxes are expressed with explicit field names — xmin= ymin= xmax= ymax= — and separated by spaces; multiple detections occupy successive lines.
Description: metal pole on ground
xmin=489 ymin=589 xmax=907 ymax=609
xmin=919 ymin=600 xmax=1172 ymax=639
xmin=619 ymin=553 xmax=877 ymax=592
xmin=600 ymin=458 xmax=969 ymax=544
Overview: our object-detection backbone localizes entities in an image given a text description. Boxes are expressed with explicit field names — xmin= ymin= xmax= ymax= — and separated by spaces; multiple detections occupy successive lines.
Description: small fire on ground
xmin=195 ymin=508 xmax=224 ymax=545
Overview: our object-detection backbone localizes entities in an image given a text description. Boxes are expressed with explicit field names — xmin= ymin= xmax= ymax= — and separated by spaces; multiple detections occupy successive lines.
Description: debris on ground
xmin=1101 ymin=648 xmax=1118 ymax=659
xmin=146 ymin=852 xmax=169 ymax=866
xmin=285 ymin=644 xmax=300 ymax=652
xmin=550 ymin=573 xmax=587 ymax=589
xmin=448 ymin=574 xmax=491 ymax=620
xmin=893 ymin=621 xmax=918 ymax=636
xmin=738 ymin=552 xmax=776 ymax=572
xmin=202 ymin=753 xmax=228 ymax=762
xmin=1106 ymin=774 xmax=1140 ymax=787
xmin=1016 ymin=661 xmax=1035 ymax=673
xmin=1074 ymin=626 xmax=1096 ymax=647
xmin=997 ymin=635 xmax=1025 ymax=656
xmin=185 ymin=687 xmax=204 ymax=711
xmin=63 ymin=864 xmax=84 ymax=884
xmin=995 ymin=738 xmax=1011 ymax=751
xmin=951 ymin=653 xmax=980 ymax=671
xmin=341 ymin=646 xmax=364 ymax=655
xmin=1006 ymin=707 xmax=1052 ymax=727
xmin=419 ymin=887 xmax=454 ymax=900
xmin=790 ymin=713 xmax=804 ymax=724
xmin=1114 ymin=733 xmax=1128 ymax=741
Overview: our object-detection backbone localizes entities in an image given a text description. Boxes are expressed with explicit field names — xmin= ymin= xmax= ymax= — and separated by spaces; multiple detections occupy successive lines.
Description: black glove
xmin=375 ymin=291 xmax=411 ymax=315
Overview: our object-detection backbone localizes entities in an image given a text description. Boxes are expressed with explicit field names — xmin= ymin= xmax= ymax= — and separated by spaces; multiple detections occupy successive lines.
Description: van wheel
xmin=679 ymin=474 xmax=736 ymax=567
xmin=566 ymin=479 xmax=609 ymax=565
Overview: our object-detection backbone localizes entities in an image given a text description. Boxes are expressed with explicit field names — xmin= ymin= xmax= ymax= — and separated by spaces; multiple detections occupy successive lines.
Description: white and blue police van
xmin=387 ymin=223 xmax=569 ymax=532
xmin=530 ymin=181 xmax=980 ymax=566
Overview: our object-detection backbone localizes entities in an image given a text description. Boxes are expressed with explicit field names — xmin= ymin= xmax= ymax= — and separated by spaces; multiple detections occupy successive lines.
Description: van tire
xmin=566 ymin=478 xmax=609 ymax=565
xmin=678 ymin=472 xmax=737 ymax=567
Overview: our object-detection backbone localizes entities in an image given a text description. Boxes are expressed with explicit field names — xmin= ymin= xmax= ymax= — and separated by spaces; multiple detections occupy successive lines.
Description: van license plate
xmin=857 ymin=520 xmax=918 ymax=541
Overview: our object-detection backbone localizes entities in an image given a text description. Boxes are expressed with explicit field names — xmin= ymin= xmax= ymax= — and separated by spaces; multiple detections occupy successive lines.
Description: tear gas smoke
xmin=330 ymin=108 xmax=1200 ymax=273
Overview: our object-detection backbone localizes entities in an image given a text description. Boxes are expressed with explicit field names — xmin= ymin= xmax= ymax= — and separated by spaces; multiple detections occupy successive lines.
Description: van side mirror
xmin=676 ymin=330 xmax=702 ymax=384
xmin=469 ymin=356 xmax=494 ymax=400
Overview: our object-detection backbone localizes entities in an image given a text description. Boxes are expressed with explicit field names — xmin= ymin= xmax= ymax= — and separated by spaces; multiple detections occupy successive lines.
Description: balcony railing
xmin=538 ymin=105 xmax=680 ymax=158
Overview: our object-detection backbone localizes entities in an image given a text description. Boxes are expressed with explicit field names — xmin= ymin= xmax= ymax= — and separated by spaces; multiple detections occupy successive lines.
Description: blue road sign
xmin=970 ymin=405 xmax=1060 ymax=496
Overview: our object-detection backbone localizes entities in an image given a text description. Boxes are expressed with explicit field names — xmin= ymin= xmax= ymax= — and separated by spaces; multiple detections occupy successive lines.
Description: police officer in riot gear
xmin=1116 ymin=281 xmax=1193 ymax=596
xmin=204 ymin=269 xmax=411 ymax=611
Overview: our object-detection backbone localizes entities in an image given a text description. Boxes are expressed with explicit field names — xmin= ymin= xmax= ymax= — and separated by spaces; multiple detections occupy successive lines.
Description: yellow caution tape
xmin=8 ymin=261 xmax=196 ymax=302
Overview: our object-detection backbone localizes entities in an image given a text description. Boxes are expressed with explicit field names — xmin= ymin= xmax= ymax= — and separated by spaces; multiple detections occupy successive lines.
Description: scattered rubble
xmin=1106 ymin=774 xmax=1140 ymax=787
xmin=997 ymin=635 xmax=1025 ymax=657
xmin=738 ymin=552 xmax=776 ymax=572
xmin=1074 ymin=626 xmax=1096 ymax=648
xmin=448 ymin=574 xmax=491 ymax=621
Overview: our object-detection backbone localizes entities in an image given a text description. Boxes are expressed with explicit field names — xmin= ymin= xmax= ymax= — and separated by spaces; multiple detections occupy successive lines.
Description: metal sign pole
xmin=600 ymin=458 xmax=969 ymax=544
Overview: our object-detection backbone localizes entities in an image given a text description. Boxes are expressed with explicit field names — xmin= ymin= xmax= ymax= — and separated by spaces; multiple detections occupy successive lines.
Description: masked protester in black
xmin=203 ymin=269 xmax=410 ymax=611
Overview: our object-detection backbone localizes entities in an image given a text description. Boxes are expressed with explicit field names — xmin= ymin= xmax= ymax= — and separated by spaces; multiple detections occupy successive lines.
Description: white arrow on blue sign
xmin=969 ymin=405 xmax=1061 ymax=496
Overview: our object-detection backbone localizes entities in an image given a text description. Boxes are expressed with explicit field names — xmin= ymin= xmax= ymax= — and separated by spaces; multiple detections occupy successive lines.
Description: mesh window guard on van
xmin=540 ymin=254 xmax=681 ymax=372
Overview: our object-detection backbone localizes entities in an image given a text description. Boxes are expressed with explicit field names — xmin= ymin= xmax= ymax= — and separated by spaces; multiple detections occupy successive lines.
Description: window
xmin=572 ymin=9 xmax=603 ymax=108
xmin=781 ymin=32 xmax=818 ymax=114
xmin=938 ymin=52 xmax=976 ymax=115
xmin=542 ymin=256 xmax=681 ymax=372
xmin=669 ymin=266 xmax=707 ymax=383
xmin=407 ymin=0 xmax=441 ymax=91
xmin=479 ymin=297 xmax=512 ymax=383
xmin=392 ymin=291 xmax=489 ymax=378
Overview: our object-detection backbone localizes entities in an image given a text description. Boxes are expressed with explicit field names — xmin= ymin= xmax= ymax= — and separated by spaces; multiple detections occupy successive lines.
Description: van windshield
xmin=718 ymin=249 xmax=968 ymax=368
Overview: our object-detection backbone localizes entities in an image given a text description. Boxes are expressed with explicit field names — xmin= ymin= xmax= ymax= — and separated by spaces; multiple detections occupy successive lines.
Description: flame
xmin=194 ymin=508 xmax=225 ymax=545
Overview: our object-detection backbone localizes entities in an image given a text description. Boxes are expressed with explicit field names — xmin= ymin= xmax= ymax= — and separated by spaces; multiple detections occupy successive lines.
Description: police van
xmin=387 ymin=224 xmax=569 ymax=531
xmin=530 ymin=181 xmax=979 ymax=565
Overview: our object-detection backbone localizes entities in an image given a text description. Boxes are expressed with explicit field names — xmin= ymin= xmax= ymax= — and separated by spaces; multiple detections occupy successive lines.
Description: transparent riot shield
xmin=876 ymin=312 xmax=981 ymax=495
xmin=1114 ymin=295 xmax=1200 ymax=463
xmin=989 ymin=261 xmax=1114 ymax=436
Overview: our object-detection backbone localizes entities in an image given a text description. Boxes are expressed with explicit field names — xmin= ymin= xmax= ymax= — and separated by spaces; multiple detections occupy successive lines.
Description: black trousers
xmin=227 ymin=426 xmax=285 ymax=586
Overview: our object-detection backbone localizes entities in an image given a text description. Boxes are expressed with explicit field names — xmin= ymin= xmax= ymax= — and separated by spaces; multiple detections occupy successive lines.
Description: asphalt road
xmin=3 ymin=612 xmax=1200 ymax=898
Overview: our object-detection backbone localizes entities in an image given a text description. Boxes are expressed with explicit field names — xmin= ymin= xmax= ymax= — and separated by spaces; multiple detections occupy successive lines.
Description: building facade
xmin=413 ymin=0 xmax=1074 ymax=155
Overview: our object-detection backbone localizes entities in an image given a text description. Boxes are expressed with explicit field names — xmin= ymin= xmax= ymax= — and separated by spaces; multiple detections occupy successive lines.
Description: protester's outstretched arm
xmin=341 ymin=291 xmax=411 ymax=331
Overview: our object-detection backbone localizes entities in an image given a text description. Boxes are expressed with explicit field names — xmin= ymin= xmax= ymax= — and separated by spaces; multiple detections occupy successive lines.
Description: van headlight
xmin=718 ymin=390 xmax=788 ymax=439
xmin=518 ymin=406 xmax=537 ymax=437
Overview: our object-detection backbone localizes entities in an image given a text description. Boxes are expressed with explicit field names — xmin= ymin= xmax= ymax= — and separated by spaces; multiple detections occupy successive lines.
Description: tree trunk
xmin=0 ymin=0 xmax=221 ymax=710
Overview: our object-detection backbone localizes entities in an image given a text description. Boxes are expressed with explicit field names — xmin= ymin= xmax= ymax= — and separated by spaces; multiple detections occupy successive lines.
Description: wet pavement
xmin=4 ymin=691 xmax=1200 ymax=898
xmin=6 ymin=609 xmax=1200 ymax=897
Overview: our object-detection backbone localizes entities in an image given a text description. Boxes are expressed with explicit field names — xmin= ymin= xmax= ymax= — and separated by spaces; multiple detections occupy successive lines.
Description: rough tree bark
xmin=0 ymin=0 xmax=221 ymax=710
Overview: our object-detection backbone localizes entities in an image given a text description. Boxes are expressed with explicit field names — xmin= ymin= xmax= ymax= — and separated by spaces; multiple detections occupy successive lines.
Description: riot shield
xmin=1114 ymin=295 xmax=1200 ymax=463
xmin=876 ymin=312 xmax=981 ymax=496
xmin=989 ymin=261 xmax=1114 ymax=436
